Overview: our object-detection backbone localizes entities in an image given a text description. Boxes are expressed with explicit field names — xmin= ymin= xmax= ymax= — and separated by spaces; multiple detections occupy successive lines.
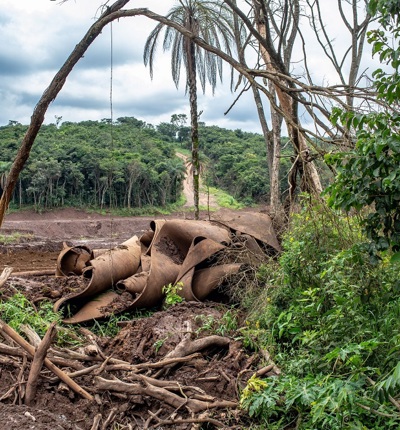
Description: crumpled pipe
xmin=117 ymin=220 xmax=232 ymax=310
xmin=211 ymin=209 xmax=282 ymax=252
xmin=54 ymin=236 xmax=141 ymax=322
xmin=55 ymin=243 xmax=93 ymax=277
xmin=191 ymin=264 xmax=242 ymax=301
xmin=53 ymin=211 xmax=281 ymax=324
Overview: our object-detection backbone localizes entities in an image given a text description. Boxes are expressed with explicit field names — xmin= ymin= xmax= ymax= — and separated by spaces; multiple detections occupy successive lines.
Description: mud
xmin=0 ymin=208 xmax=271 ymax=429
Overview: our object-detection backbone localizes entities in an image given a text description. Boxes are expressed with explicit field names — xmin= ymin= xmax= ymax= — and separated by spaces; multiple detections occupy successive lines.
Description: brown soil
xmin=0 ymin=208 xmax=218 ymax=273
xmin=0 ymin=208 xmax=272 ymax=429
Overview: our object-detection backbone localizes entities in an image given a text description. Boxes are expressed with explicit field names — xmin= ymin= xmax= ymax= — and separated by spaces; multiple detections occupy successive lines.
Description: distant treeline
xmin=0 ymin=116 xmax=292 ymax=210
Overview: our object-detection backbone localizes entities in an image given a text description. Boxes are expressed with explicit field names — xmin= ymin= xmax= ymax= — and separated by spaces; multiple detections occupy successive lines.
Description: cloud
xmin=0 ymin=0 xmax=380 ymax=134
xmin=0 ymin=0 xmax=266 ymax=132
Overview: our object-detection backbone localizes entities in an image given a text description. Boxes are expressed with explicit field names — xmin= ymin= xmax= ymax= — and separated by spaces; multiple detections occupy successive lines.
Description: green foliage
xmin=198 ymin=126 xmax=280 ymax=203
xmin=162 ymin=282 xmax=184 ymax=308
xmin=195 ymin=309 xmax=239 ymax=336
xmin=325 ymin=3 xmax=400 ymax=261
xmin=88 ymin=312 xmax=133 ymax=339
xmin=153 ymin=337 xmax=168 ymax=353
xmin=241 ymin=201 xmax=400 ymax=428
xmin=0 ymin=118 xmax=185 ymax=210
xmin=326 ymin=109 xmax=400 ymax=258
xmin=0 ymin=293 xmax=79 ymax=346
xmin=0 ymin=117 xmax=296 ymax=210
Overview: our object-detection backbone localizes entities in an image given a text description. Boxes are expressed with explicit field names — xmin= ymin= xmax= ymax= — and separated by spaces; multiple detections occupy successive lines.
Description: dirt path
xmin=176 ymin=152 xmax=218 ymax=208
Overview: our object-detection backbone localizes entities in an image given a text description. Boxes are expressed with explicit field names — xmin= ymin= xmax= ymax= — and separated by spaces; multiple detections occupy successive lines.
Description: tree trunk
xmin=253 ymin=1 xmax=322 ymax=202
xmin=187 ymin=38 xmax=200 ymax=220
xmin=0 ymin=0 xmax=131 ymax=227
xmin=269 ymin=86 xmax=282 ymax=213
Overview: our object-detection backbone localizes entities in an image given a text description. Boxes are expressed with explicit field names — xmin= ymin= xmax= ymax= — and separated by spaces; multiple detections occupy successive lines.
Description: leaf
xmin=391 ymin=251 xmax=400 ymax=263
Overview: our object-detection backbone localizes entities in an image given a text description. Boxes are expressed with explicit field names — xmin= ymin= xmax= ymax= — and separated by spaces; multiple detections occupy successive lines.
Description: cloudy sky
xmin=0 ymin=0 xmax=377 ymax=133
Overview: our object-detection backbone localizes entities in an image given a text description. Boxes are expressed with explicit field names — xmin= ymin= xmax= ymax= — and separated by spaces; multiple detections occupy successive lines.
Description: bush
xmin=242 ymin=199 xmax=400 ymax=428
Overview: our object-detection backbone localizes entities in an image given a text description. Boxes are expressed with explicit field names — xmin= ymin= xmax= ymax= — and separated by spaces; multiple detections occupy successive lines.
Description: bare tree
xmin=305 ymin=0 xmax=371 ymax=109
xmin=0 ymin=0 xmax=377 ymax=226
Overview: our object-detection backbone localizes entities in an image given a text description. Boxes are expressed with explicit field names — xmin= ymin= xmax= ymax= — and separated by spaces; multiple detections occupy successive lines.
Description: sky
xmin=0 ymin=0 xmax=378 ymax=133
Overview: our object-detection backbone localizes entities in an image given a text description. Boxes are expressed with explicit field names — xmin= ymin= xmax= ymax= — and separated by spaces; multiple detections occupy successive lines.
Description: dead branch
xmin=0 ymin=355 xmax=21 ymax=368
xmin=166 ymin=335 xmax=231 ymax=359
xmin=0 ymin=318 xmax=94 ymax=401
xmin=150 ymin=414 xmax=226 ymax=428
xmin=90 ymin=413 xmax=102 ymax=430
xmin=255 ymin=364 xmax=275 ymax=378
xmin=101 ymin=408 xmax=118 ymax=430
xmin=17 ymin=353 xmax=27 ymax=404
xmin=20 ymin=324 xmax=42 ymax=348
xmin=0 ymin=266 xmax=13 ymax=288
xmin=25 ymin=321 xmax=57 ymax=405
xmin=260 ymin=349 xmax=281 ymax=375
xmin=0 ymin=342 xmax=24 ymax=356
xmin=94 ymin=376 xmax=237 ymax=413
xmin=10 ymin=269 xmax=55 ymax=277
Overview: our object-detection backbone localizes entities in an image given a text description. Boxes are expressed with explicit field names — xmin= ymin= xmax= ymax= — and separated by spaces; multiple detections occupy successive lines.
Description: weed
xmin=216 ymin=309 xmax=239 ymax=336
xmin=240 ymin=199 xmax=400 ymax=428
xmin=162 ymin=282 xmax=184 ymax=308
xmin=0 ymin=293 xmax=79 ymax=346
xmin=195 ymin=314 xmax=215 ymax=334
xmin=153 ymin=337 xmax=168 ymax=353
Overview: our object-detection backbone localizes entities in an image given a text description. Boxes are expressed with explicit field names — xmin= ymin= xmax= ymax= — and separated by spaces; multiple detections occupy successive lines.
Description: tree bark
xmin=187 ymin=37 xmax=200 ymax=220
xmin=252 ymin=0 xmax=322 ymax=201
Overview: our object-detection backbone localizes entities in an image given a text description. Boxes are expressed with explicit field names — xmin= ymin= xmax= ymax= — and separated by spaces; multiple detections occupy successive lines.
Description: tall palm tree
xmin=144 ymin=0 xmax=233 ymax=219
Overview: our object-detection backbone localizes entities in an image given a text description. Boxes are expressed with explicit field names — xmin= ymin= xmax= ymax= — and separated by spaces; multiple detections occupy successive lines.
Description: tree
xmin=230 ymin=0 xmax=298 ymax=213
xmin=326 ymin=0 xmax=400 ymax=261
xmin=305 ymin=0 xmax=372 ymax=111
xmin=0 ymin=0 xmax=379 ymax=226
xmin=143 ymin=0 xmax=233 ymax=219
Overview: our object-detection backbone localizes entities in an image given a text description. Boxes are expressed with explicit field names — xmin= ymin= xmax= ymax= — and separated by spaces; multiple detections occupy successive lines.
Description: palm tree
xmin=144 ymin=0 xmax=233 ymax=219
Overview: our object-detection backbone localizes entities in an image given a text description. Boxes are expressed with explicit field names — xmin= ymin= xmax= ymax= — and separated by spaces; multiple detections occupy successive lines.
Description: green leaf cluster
xmin=242 ymin=201 xmax=400 ymax=428
xmin=325 ymin=2 xmax=400 ymax=261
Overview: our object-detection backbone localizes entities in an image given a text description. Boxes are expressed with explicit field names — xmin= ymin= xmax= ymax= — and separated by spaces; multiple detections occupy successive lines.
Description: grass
xmin=203 ymin=186 xmax=244 ymax=209
xmin=0 ymin=232 xmax=34 ymax=245
xmin=0 ymin=293 xmax=81 ymax=347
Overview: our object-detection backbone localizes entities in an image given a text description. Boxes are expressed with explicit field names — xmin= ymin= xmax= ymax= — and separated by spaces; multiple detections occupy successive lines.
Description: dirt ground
xmin=0 ymin=208 xmax=175 ymax=273
xmin=0 ymin=208 xmax=275 ymax=430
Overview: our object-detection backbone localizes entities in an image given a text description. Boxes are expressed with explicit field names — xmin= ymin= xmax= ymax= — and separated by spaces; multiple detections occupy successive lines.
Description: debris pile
xmin=0 ymin=209 xmax=282 ymax=428
xmin=54 ymin=210 xmax=281 ymax=323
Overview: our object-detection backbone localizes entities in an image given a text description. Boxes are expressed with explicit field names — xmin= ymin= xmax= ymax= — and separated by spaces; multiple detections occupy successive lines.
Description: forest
xmin=0 ymin=118 xmax=292 ymax=210
xmin=1 ymin=0 xmax=400 ymax=429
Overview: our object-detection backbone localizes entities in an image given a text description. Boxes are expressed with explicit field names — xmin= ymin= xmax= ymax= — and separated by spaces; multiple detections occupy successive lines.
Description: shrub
xmin=242 ymin=199 xmax=400 ymax=428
